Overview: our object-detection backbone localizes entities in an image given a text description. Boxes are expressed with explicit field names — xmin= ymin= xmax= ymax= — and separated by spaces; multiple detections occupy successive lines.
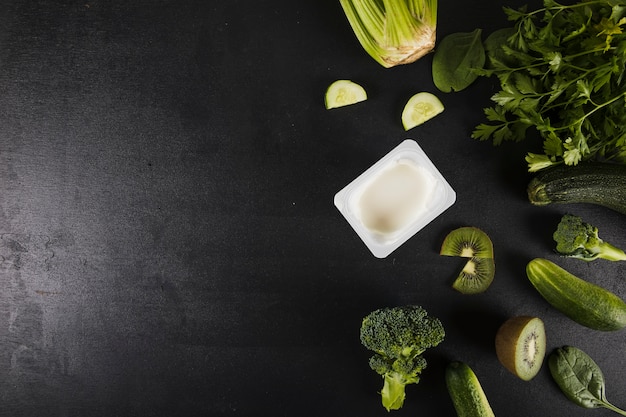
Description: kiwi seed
xmin=440 ymin=226 xmax=494 ymax=259
xmin=495 ymin=316 xmax=546 ymax=381
xmin=451 ymin=256 xmax=495 ymax=294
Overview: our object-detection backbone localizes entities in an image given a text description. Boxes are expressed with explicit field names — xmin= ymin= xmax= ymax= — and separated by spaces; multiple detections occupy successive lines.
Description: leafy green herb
xmin=432 ymin=29 xmax=485 ymax=92
xmin=548 ymin=346 xmax=626 ymax=416
xmin=471 ymin=0 xmax=626 ymax=171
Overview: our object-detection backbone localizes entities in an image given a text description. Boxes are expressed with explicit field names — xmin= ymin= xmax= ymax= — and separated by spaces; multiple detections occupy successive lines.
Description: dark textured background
xmin=0 ymin=1 xmax=624 ymax=416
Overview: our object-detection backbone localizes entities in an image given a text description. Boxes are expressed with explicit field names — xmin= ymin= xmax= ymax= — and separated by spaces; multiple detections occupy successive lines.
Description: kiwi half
xmin=495 ymin=316 xmax=546 ymax=381
xmin=441 ymin=226 xmax=495 ymax=294
xmin=440 ymin=226 xmax=494 ymax=258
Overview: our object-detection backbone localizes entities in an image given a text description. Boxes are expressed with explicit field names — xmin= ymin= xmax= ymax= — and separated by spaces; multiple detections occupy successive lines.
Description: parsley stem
xmin=552 ymin=91 xmax=626 ymax=132
xmin=524 ymin=0 xmax=610 ymax=18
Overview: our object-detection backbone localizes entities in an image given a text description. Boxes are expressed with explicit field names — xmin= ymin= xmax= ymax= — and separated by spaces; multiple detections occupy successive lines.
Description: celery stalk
xmin=339 ymin=0 xmax=437 ymax=68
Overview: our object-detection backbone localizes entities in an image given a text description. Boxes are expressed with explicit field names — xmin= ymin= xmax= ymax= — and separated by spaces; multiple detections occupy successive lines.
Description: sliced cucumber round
xmin=324 ymin=80 xmax=367 ymax=109
xmin=401 ymin=92 xmax=444 ymax=130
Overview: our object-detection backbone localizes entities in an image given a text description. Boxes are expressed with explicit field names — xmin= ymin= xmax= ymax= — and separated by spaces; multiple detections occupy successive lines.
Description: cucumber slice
xmin=401 ymin=92 xmax=444 ymax=130
xmin=325 ymin=80 xmax=367 ymax=109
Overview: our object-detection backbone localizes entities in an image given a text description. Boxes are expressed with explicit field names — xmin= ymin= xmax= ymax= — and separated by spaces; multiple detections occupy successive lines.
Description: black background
xmin=0 ymin=1 xmax=625 ymax=416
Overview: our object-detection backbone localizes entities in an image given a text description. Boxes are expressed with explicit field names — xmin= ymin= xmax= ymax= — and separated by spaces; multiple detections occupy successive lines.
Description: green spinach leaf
xmin=549 ymin=346 xmax=626 ymax=416
xmin=432 ymin=29 xmax=485 ymax=93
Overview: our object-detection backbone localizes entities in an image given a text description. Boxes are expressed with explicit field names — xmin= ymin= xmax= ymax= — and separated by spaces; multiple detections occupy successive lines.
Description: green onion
xmin=339 ymin=0 xmax=438 ymax=68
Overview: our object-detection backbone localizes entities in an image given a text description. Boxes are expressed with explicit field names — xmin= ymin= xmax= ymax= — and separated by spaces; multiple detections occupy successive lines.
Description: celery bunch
xmin=339 ymin=0 xmax=438 ymax=68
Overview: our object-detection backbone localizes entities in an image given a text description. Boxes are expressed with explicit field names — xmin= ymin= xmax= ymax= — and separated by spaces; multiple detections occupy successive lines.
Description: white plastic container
xmin=334 ymin=139 xmax=456 ymax=258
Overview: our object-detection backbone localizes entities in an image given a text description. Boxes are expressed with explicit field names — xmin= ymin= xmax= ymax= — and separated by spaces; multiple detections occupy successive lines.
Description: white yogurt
xmin=334 ymin=140 xmax=456 ymax=258
xmin=358 ymin=160 xmax=436 ymax=235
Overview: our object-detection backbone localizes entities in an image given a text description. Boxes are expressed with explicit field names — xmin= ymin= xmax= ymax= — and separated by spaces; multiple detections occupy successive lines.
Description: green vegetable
xmin=483 ymin=28 xmax=516 ymax=69
xmin=445 ymin=361 xmax=495 ymax=417
xmin=360 ymin=305 xmax=445 ymax=411
xmin=470 ymin=0 xmax=626 ymax=171
xmin=553 ymin=214 xmax=626 ymax=261
xmin=338 ymin=0 xmax=438 ymax=68
xmin=527 ymin=162 xmax=626 ymax=215
xmin=549 ymin=346 xmax=626 ymax=416
xmin=432 ymin=29 xmax=485 ymax=93
xmin=401 ymin=91 xmax=445 ymax=130
xmin=526 ymin=258 xmax=626 ymax=331
xmin=324 ymin=80 xmax=368 ymax=109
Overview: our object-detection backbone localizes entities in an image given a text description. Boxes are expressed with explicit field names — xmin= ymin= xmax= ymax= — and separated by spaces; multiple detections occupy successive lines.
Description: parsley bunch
xmin=472 ymin=0 xmax=626 ymax=172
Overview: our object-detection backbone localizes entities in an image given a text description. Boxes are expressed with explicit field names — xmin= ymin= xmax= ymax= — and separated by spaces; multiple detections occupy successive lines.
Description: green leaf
xmin=514 ymin=73 xmax=538 ymax=94
xmin=545 ymin=51 xmax=563 ymax=72
xmin=592 ymin=67 xmax=614 ymax=92
xmin=484 ymin=27 xmax=517 ymax=69
xmin=576 ymin=79 xmax=592 ymax=99
xmin=432 ymin=29 xmax=485 ymax=92
xmin=492 ymin=125 xmax=514 ymax=144
xmin=471 ymin=123 xmax=500 ymax=141
xmin=548 ymin=346 xmax=626 ymax=415
xmin=519 ymin=97 xmax=540 ymax=112
xmin=543 ymin=132 xmax=563 ymax=156
xmin=510 ymin=119 xmax=532 ymax=140
xmin=503 ymin=5 xmax=527 ymax=22
xmin=484 ymin=106 xmax=507 ymax=122
xmin=526 ymin=152 xmax=558 ymax=171
xmin=548 ymin=346 xmax=606 ymax=409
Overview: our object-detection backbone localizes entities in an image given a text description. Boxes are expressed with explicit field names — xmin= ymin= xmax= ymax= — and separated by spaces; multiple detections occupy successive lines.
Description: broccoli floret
xmin=553 ymin=214 xmax=626 ymax=261
xmin=360 ymin=305 xmax=445 ymax=411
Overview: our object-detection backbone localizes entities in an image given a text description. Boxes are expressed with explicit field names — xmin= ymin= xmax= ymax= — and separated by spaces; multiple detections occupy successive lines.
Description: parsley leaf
xmin=473 ymin=0 xmax=626 ymax=171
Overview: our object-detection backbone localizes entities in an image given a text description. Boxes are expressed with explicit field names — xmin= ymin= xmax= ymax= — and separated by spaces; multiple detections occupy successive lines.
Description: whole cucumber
xmin=526 ymin=258 xmax=626 ymax=331
xmin=445 ymin=361 xmax=495 ymax=417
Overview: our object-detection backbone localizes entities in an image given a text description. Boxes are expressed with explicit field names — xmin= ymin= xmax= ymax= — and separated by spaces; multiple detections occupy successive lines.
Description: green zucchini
xmin=527 ymin=162 xmax=626 ymax=215
xmin=526 ymin=258 xmax=626 ymax=331
xmin=445 ymin=361 xmax=495 ymax=417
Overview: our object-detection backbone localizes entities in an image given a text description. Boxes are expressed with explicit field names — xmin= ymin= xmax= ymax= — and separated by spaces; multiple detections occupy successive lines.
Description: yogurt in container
xmin=334 ymin=139 xmax=456 ymax=258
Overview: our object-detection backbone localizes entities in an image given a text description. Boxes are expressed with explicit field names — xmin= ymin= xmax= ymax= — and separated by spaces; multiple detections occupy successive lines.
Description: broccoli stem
xmin=380 ymin=372 xmax=408 ymax=411
xmin=597 ymin=242 xmax=626 ymax=261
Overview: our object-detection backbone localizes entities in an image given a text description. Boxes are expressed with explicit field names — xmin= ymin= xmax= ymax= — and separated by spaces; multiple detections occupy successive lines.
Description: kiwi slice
xmin=452 ymin=256 xmax=495 ymax=294
xmin=495 ymin=316 xmax=546 ymax=381
xmin=440 ymin=226 xmax=494 ymax=258
xmin=441 ymin=226 xmax=495 ymax=294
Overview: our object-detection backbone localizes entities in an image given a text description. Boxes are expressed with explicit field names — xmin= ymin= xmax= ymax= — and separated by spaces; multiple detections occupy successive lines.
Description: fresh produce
xmin=324 ymin=80 xmax=367 ymax=109
xmin=549 ymin=346 xmax=626 ymax=416
xmin=432 ymin=29 xmax=485 ymax=93
xmin=440 ymin=226 xmax=495 ymax=294
xmin=338 ymin=0 xmax=438 ymax=68
xmin=526 ymin=258 xmax=626 ymax=331
xmin=360 ymin=305 xmax=445 ymax=411
xmin=433 ymin=0 xmax=626 ymax=170
xmin=553 ymin=214 xmax=626 ymax=261
xmin=440 ymin=226 xmax=493 ymax=258
xmin=445 ymin=361 xmax=495 ymax=417
xmin=494 ymin=316 xmax=546 ymax=381
xmin=447 ymin=257 xmax=495 ymax=295
xmin=527 ymin=162 xmax=626 ymax=215
xmin=401 ymin=91 xmax=445 ymax=130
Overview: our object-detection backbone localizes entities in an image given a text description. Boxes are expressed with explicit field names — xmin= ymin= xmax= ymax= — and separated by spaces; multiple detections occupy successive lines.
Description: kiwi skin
xmin=495 ymin=316 xmax=546 ymax=381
